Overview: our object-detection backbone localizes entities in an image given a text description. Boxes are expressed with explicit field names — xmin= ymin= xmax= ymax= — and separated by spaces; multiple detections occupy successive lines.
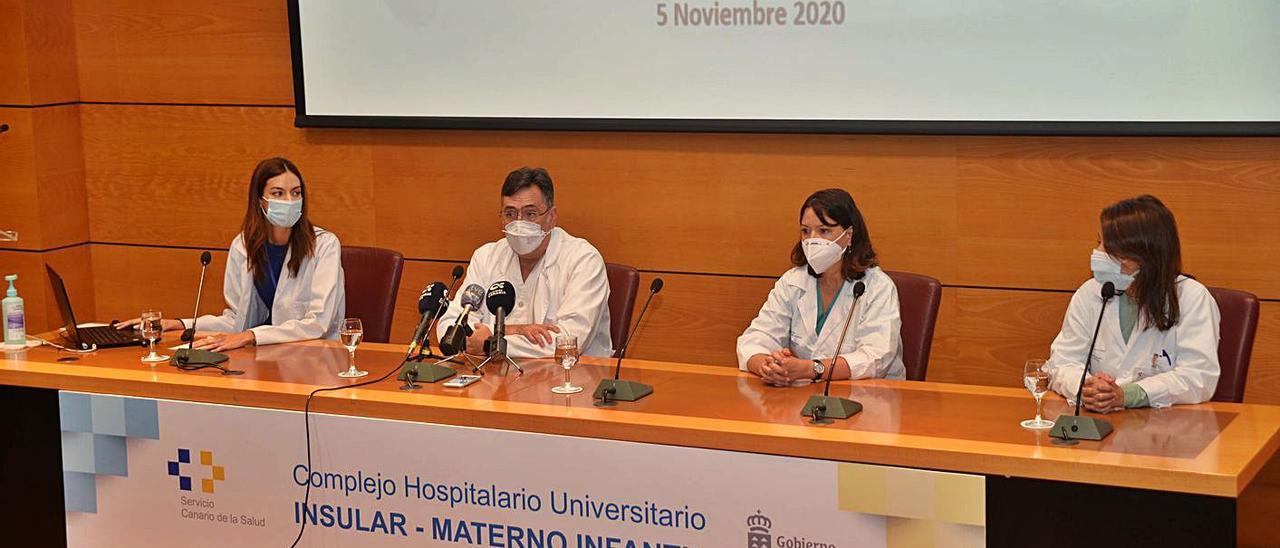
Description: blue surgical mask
xmin=1091 ymin=249 xmax=1136 ymax=291
xmin=262 ymin=198 xmax=303 ymax=228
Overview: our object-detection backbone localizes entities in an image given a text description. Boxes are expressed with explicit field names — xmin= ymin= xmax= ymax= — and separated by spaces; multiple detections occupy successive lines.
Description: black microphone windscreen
xmin=418 ymin=282 xmax=448 ymax=314
xmin=451 ymin=265 xmax=465 ymax=279
xmin=853 ymin=281 xmax=866 ymax=299
xmin=200 ymin=251 xmax=212 ymax=266
xmin=650 ymin=278 xmax=664 ymax=294
xmin=460 ymin=284 xmax=485 ymax=309
xmin=485 ymin=281 xmax=516 ymax=315
xmin=1101 ymin=281 xmax=1116 ymax=299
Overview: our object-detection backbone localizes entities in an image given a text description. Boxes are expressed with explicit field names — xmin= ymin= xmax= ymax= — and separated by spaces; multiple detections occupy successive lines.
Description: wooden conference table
xmin=3 ymin=334 xmax=1279 ymax=546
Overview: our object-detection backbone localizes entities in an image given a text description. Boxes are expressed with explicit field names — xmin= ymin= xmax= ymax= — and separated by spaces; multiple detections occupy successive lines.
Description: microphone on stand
xmin=593 ymin=278 xmax=664 ymax=407
xmin=405 ymin=282 xmax=448 ymax=358
xmin=482 ymin=281 xmax=516 ymax=357
xmin=438 ymin=284 xmax=485 ymax=356
xmin=171 ymin=251 xmax=234 ymax=372
xmin=411 ymin=265 xmax=466 ymax=362
xmin=475 ymin=281 xmax=522 ymax=374
xmin=801 ymin=280 xmax=866 ymax=424
xmin=397 ymin=282 xmax=455 ymax=388
xmin=1050 ymin=281 xmax=1117 ymax=444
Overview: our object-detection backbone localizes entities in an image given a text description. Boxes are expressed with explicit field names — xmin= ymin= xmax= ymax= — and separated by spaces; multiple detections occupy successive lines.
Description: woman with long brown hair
xmin=1044 ymin=195 xmax=1220 ymax=411
xmin=121 ymin=157 xmax=346 ymax=351
xmin=737 ymin=188 xmax=905 ymax=385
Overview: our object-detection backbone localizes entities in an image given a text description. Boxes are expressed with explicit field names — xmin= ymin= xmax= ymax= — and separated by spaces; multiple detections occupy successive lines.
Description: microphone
xmin=593 ymin=277 xmax=664 ymax=407
xmin=446 ymin=265 xmax=465 ymax=294
xmin=395 ymin=282 xmax=457 ymax=387
xmin=802 ymin=280 xmax=867 ymax=424
xmin=405 ymin=282 xmax=448 ymax=358
xmin=474 ymin=281 xmax=523 ymax=374
xmin=171 ymin=251 xmax=232 ymax=370
xmin=438 ymin=284 xmax=485 ymax=356
xmin=482 ymin=281 xmax=516 ymax=357
xmin=417 ymin=265 xmax=465 ymax=358
xmin=180 ymin=251 xmax=213 ymax=343
xmin=1051 ymin=281 xmax=1117 ymax=444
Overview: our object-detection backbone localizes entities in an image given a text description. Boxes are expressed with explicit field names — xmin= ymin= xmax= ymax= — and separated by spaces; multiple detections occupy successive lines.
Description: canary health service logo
xmin=167 ymin=448 xmax=226 ymax=493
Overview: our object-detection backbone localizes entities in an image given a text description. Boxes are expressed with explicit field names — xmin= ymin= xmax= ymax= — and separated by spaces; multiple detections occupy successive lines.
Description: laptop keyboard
xmin=79 ymin=326 xmax=141 ymax=347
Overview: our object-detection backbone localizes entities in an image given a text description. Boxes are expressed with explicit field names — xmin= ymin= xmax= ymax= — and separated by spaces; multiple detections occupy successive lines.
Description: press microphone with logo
xmin=1051 ymin=281 xmax=1117 ymax=444
xmin=417 ymin=265 xmax=466 ymax=358
xmin=593 ymin=277 xmax=664 ymax=407
xmin=172 ymin=251 xmax=231 ymax=369
xmin=802 ymin=280 xmax=866 ymax=424
xmin=438 ymin=284 xmax=485 ymax=356
xmin=397 ymin=281 xmax=458 ymax=387
xmin=405 ymin=282 xmax=448 ymax=358
xmin=482 ymin=281 xmax=516 ymax=357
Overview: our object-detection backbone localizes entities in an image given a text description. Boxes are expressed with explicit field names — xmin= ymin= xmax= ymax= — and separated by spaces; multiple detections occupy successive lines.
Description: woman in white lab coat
xmin=1044 ymin=195 xmax=1220 ymax=411
xmin=737 ymin=188 xmax=905 ymax=385
xmin=120 ymin=157 xmax=346 ymax=351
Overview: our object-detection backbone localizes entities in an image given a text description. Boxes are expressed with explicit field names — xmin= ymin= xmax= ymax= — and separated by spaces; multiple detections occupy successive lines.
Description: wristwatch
xmin=811 ymin=359 xmax=826 ymax=381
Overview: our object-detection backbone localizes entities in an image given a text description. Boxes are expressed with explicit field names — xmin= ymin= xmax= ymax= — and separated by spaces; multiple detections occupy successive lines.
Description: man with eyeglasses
xmin=435 ymin=167 xmax=614 ymax=358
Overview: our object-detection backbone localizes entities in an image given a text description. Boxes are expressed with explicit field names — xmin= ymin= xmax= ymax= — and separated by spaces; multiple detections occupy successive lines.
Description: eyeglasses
xmin=500 ymin=207 xmax=551 ymax=223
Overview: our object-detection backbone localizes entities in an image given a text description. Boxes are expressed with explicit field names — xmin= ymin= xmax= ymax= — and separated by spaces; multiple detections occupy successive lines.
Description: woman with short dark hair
xmin=1044 ymin=195 xmax=1220 ymax=411
xmin=737 ymin=189 xmax=905 ymax=385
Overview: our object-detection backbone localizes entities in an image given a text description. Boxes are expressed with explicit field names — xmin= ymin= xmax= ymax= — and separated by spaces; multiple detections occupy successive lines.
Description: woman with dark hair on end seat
xmin=1044 ymin=195 xmax=1220 ymax=412
xmin=119 ymin=157 xmax=345 ymax=352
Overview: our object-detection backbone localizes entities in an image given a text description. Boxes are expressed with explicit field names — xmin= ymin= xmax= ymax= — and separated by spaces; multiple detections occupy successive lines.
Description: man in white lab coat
xmin=436 ymin=167 xmax=613 ymax=358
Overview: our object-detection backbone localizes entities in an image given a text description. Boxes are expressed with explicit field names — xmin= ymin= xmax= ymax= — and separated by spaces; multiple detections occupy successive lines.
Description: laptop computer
xmin=46 ymin=265 xmax=144 ymax=350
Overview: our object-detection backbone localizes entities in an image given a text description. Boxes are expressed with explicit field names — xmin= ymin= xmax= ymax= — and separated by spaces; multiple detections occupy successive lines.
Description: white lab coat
xmin=179 ymin=228 xmax=346 ymax=345
xmin=736 ymin=266 xmax=905 ymax=379
xmin=1044 ymin=276 xmax=1221 ymax=408
xmin=436 ymin=227 xmax=613 ymax=358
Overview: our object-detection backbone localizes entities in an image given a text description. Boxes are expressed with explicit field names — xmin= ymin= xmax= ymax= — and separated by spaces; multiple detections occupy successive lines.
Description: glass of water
xmin=551 ymin=334 xmax=582 ymax=394
xmin=337 ymin=318 xmax=368 ymax=378
xmin=139 ymin=309 xmax=169 ymax=363
xmin=1021 ymin=358 xmax=1054 ymax=429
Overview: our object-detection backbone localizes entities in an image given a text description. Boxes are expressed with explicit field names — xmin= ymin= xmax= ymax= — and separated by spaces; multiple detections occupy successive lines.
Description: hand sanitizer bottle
xmin=3 ymin=274 xmax=26 ymax=349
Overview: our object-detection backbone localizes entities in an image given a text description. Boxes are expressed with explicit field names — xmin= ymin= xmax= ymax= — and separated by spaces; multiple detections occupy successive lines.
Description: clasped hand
xmin=756 ymin=349 xmax=815 ymax=386
xmin=1081 ymin=373 xmax=1125 ymax=413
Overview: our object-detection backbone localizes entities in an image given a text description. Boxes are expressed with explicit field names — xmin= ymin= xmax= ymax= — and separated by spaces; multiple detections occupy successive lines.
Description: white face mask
xmin=801 ymin=228 xmax=849 ymax=273
xmin=504 ymin=220 xmax=548 ymax=255
xmin=1091 ymin=249 xmax=1136 ymax=291
xmin=262 ymin=198 xmax=303 ymax=228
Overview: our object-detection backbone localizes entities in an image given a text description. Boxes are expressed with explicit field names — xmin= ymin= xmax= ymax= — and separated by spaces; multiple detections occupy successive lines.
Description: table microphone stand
xmin=801 ymin=281 xmax=866 ymax=424
xmin=474 ymin=335 xmax=523 ymax=375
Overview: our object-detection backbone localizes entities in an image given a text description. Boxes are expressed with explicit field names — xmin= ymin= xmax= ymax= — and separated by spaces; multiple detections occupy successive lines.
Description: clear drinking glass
xmin=1021 ymin=358 xmax=1054 ymax=429
xmin=337 ymin=318 xmax=368 ymax=378
xmin=550 ymin=334 xmax=582 ymax=394
xmin=139 ymin=309 xmax=169 ymax=363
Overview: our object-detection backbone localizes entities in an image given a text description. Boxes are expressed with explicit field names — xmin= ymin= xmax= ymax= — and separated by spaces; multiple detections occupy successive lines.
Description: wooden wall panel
xmin=72 ymin=0 xmax=293 ymax=104
xmin=957 ymin=137 xmax=1280 ymax=297
xmin=20 ymin=0 xmax=78 ymax=104
xmin=0 ymin=246 xmax=93 ymax=334
xmin=370 ymin=130 xmax=959 ymax=278
xmin=943 ymin=289 xmax=1073 ymax=388
xmin=80 ymin=105 xmax=375 ymax=248
xmin=32 ymin=104 xmax=87 ymax=248
xmin=0 ymin=0 xmax=32 ymax=104
xmin=89 ymin=244 xmax=227 ymax=325
xmin=0 ymin=107 xmax=42 ymax=249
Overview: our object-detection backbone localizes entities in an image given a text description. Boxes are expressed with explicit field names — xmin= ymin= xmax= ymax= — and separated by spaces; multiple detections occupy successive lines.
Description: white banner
xmin=61 ymin=392 xmax=982 ymax=546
